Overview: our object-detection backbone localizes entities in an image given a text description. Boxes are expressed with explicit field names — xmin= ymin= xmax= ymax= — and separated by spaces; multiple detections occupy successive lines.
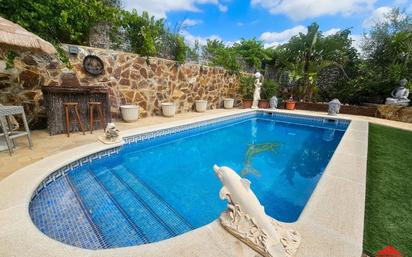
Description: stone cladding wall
xmin=0 ymin=47 xmax=65 ymax=128
xmin=0 ymin=45 xmax=240 ymax=128
xmin=66 ymin=45 xmax=240 ymax=118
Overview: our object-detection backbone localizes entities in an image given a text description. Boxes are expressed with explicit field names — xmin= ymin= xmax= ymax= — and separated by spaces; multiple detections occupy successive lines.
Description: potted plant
xmin=285 ymin=96 xmax=296 ymax=110
xmin=161 ymin=102 xmax=176 ymax=117
xmin=223 ymin=98 xmax=234 ymax=109
xmin=195 ymin=100 xmax=208 ymax=112
xmin=239 ymin=75 xmax=254 ymax=108
xmin=120 ymin=105 xmax=139 ymax=122
xmin=260 ymin=79 xmax=278 ymax=108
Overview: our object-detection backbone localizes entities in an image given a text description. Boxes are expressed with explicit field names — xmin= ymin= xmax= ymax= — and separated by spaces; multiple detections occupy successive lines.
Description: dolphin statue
xmin=214 ymin=165 xmax=300 ymax=257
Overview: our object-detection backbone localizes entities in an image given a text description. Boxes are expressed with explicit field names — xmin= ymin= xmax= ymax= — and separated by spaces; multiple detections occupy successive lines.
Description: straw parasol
xmin=0 ymin=16 xmax=56 ymax=54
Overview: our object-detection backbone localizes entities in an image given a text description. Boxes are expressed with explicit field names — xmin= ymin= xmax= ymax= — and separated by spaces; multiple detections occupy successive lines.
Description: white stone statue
xmin=214 ymin=165 xmax=301 ymax=257
xmin=270 ymin=96 xmax=278 ymax=109
xmin=385 ymin=79 xmax=410 ymax=106
xmin=98 ymin=123 xmax=122 ymax=144
xmin=328 ymin=98 xmax=341 ymax=116
xmin=252 ymin=72 xmax=263 ymax=109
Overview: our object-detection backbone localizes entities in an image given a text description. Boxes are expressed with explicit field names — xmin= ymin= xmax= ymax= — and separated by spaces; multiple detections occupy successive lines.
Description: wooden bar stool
xmin=63 ymin=102 xmax=85 ymax=137
xmin=88 ymin=102 xmax=105 ymax=134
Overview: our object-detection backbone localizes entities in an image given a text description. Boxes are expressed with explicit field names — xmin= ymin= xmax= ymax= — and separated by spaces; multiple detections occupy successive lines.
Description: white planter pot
xmin=161 ymin=102 xmax=176 ymax=117
xmin=223 ymin=98 xmax=234 ymax=109
xmin=195 ymin=100 xmax=208 ymax=112
xmin=120 ymin=105 xmax=139 ymax=122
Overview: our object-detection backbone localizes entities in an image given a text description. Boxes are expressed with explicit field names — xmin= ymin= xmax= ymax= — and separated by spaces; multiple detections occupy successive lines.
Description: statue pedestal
xmin=385 ymin=98 xmax=410 ymax=106
xmin=98 ymin=136 xmax=123 ymax=144
xmin=220 ymin=207 xmax=301 ymax=257
xmin=214 ymin=165 xmax=301 ymax=257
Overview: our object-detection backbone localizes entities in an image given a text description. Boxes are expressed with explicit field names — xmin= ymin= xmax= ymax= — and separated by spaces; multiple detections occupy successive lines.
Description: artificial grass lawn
xmin=363 ymin=124 xmax=412 ymax=256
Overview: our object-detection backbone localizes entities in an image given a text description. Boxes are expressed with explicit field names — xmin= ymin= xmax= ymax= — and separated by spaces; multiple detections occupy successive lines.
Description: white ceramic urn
xmin=120 ymin=105 xmax=139 ymax=122
xmin=161 ymin=102 xmax=176 ymax=117
xmin=223 ymin=98 xmax=234 ymax=109
xmin=195 ymin=100 xmax=208 ymax=112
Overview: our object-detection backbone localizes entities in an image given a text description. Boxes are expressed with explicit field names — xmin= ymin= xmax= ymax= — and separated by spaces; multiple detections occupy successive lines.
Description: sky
xmin=122 ymin=0 xmax=412 ymax=49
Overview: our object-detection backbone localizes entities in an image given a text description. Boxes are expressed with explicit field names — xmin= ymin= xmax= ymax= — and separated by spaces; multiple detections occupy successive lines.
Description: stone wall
xmin=0 ymin=47 xmax=66 ymax=128
xmin=66 ymin=45 xmax=240 ymax=118
xmin=295 ymin=102 xmax=378 ymax=117
xmin=295 ymin=102 xmax=412 ymax=123
xmin=0 ymin=45 xmax=240 ymax=129
xmin=377 ymin=105 xmax=412 ymax=123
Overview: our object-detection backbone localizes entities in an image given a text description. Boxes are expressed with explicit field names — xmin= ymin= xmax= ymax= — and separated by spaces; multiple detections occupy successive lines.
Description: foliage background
xmin=0 ymin=1 xmax=410 ymax=105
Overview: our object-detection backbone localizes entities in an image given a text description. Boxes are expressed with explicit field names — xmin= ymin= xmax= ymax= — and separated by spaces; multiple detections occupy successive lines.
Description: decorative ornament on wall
xmin=83 ymin=55 xmax=104 ymax=75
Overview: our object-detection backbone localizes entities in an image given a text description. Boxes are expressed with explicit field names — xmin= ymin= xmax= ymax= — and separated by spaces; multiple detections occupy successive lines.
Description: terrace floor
xmin=1 ymin=108 xmax=411 ymax=181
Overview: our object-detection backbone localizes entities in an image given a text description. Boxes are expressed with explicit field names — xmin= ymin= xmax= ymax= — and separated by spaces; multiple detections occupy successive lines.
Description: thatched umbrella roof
xmin=0 ymin=16 xmax=56 ymax=54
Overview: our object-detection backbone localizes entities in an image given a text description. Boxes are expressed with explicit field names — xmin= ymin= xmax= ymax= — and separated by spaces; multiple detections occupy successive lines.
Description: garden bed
xmin=293 ymin=102 xmax=412 ymax=123
xmin=295 ymin=102 xmax=378 ymax=117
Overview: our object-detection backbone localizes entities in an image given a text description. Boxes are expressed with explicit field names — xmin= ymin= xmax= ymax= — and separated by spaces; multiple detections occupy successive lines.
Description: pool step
xmin=67 ymin=168 xmax=145 ymax=248
xmin=30 ymin=175 xmax=105 ymax=249
xmin=91 ymin=166 xmax=174 ymax=242
xmin=111 ymin=165 xmax=193 ymax=235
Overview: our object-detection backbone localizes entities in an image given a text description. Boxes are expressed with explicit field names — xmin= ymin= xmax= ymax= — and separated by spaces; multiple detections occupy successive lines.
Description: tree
xmin=202 ymin=39 xmax=240 ymax=74
xmin=121 ymin=10 xmax=165 ymax=57
xmin=186 ymin=40 xmax=201 ymax=62
xmin=173 ymin=34 xmax=187 ymax=64
xmin=281 ymin=23 xmax=322 ymax=101
xmin=202 ymin=39 xmax=226 ymax=63
xmin=269 ymin=23 xmax=360 ymax=102
xmin=316 ymin=29 xmax=361 ymax=103
xmin=0 ymin=0 xmax=119 ymax=45
xmin=232 ymin=38 xmax=268 ymax=72
xmin=359 ymin=8 xmax=412 ymax=102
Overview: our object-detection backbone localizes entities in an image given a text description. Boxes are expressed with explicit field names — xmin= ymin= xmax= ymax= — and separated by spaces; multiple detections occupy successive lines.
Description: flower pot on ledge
xmin=161 ymin=102 xmax=176 ymax=117
xmin=242 ymin=99 xmax=253 ymax=108
xmin=195 ymin=100 xmax=208 ymax=112
xmin=285 ymin=100 xmax=296 ymax=110
xmin=258 ymin=99 xmax=269 ymax=108
xmin=120 ymin=105 xmax=139 ymax=122
xmin=223 ymin=98 xmax=234 ymax=109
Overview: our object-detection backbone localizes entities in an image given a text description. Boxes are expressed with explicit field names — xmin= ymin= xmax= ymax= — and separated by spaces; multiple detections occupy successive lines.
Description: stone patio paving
xmin=1 ymin=108 xmax=411 ymax=181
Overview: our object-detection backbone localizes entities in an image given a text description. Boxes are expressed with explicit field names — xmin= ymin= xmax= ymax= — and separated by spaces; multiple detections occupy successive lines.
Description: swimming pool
xmin=29 ymin=111 xmax=349 ymax=249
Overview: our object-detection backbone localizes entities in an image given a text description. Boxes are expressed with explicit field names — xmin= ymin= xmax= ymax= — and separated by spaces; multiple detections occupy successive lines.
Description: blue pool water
xmin=29 ymin=112 xmax=348 ymax=249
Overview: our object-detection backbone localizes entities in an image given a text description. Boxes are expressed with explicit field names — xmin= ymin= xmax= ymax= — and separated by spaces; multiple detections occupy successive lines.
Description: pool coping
xmin=0 ymin=109 xmax=368 ymax=257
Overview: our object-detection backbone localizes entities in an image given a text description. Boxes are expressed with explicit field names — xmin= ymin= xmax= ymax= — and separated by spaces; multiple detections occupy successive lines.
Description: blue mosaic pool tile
xmin=32 ymin=147 xmax=121 ymax=199
xmin=67 ymin=168 xmax=144 ymax=247
xmin=90 ymin=166 xmax=173 ymax=242
xmin=123 ymin=112 xmax=257 ymax=145
xmin=111 ymin=165 xmax=193 ymax=235
xmin=29 ymin=176 xmax=104 ymax=249
xmin=260 ymin=112 xmax=350 ymax=131
xmin=31 ymin=111 xmax=347 ymax=201
xmin=29 ymin=110 xmax=351 ymax=249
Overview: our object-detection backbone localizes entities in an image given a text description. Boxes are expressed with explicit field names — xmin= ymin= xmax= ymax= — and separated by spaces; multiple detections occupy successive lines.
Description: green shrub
xmin=262 ymin=79 xmax=279 ymax=99
xmin=239 ymin=75 xmax=255 ymax=99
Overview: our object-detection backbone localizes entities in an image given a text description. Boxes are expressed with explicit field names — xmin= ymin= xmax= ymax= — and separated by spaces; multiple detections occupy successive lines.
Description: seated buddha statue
xmin=385 ymin=79 xmax=410 ymax=106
